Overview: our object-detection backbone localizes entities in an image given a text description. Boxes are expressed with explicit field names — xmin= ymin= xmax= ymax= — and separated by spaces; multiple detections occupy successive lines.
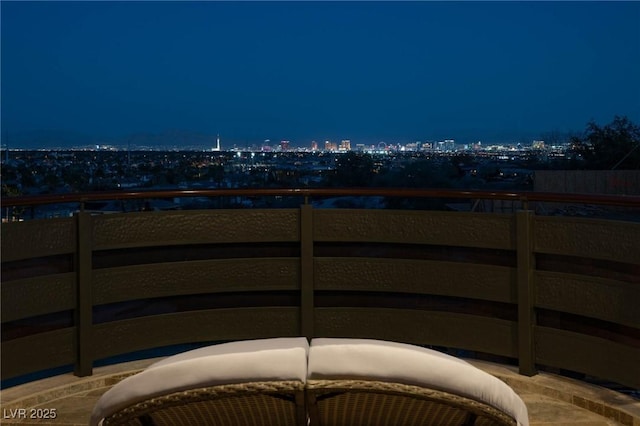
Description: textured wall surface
xmin=1 ymin=329 xmax=75 ymax=379
xmin=93 ymin=308 xmax=300 ymax=359
xmin=1 ymin=273 xmax=75 ymax=322
xmin=314 ymin=308 xmax=518 ymax=358
xmin=93 ymin=258 xmax=300 ymax=305
xmin=534 ymin=170 xmax=640 ymax=195
xmin=92 ymin=210 xmax=300 ymax=249
xmin=534 ymin=216 xmax=640 ymax=264
xmin=535 ymin=327 xmax=640 ymax=388
xmin=1 ymin=218 xmax=75 ymax=262
xmin=314 ymin=258 xmax=516 ymax=303
xmin=535 ymin=271 xmax=639 ymax=328
xmin=314 ymin=210 xmax=515 ymax=250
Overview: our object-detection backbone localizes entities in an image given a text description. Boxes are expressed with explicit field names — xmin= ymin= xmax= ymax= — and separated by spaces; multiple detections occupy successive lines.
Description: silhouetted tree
xmin=571 ymin=116 xmax=640 ymax=169
xmin=540 ymin=129 xmax=578 ymax=147
xmin=207 ymin=164 xmax=225 ymax=187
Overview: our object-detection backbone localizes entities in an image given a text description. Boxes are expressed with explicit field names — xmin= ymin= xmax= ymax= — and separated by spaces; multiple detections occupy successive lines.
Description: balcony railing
xmin=1 ymin=189 xmax=639 ymax=389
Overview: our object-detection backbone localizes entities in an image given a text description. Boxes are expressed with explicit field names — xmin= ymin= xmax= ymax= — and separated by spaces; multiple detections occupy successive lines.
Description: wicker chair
xmin=90 ymin=338 xmax=309 ymax=426
xmin=92 ymin=338 xmax=529 ymax=426
xmin=306 ymin=339 xmax=529 ymax=426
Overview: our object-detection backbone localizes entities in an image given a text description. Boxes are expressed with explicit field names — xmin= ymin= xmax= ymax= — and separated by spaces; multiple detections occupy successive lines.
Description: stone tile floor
xmin=1 ymin=358 xmax=638 ymax=425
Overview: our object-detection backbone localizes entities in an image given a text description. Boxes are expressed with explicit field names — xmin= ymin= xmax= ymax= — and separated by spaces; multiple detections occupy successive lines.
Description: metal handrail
xmin=2 ymin=187 xmax=640 ymax=208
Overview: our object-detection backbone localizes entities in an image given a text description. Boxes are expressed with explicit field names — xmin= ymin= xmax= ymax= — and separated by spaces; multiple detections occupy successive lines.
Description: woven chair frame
xmin=306 ymin=380 xmax=517 ymax=426
xmin=102 ymin=380 xmax=306 ymax=426
xmin=101 ymin=379 xmax=519 ymax=426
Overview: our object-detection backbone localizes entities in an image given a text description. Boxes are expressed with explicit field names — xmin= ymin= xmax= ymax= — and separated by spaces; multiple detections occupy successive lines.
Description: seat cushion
xmin=91 ymin=337 xmax=309 ymax=426
xmin=308 ymin=338 xmax=528 ymax=426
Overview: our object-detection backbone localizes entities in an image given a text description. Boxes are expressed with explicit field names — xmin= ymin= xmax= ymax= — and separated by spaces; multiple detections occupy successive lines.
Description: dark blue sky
xmin=2 ymin=1 xmax=639 ymax=147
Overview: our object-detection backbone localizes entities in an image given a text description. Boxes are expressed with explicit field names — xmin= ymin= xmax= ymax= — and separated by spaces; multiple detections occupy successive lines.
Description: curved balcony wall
xmin=1 ymin=189 xmax=639 ymax=389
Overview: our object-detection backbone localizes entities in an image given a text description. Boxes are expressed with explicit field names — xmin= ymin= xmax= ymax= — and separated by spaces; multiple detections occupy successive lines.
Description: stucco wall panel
xmin=93 ymin=308 xmax=300 ymax=359
xmin=1 ymin=273 xmax=76 ymax=322
xmin=1 ymin=218 xmax=75 ymax=261
xmin=315 ymin=258 xmax=516 ymax=303
xmin=92 ymin=210 xmax=300 ymax=249
xmin=1 ymin=329 xmax=75 ymax=380
xmin=535 ymin=271 xmax=640 ymax=328
xmin=314 ymin=210 xmax=514 ymax=250
xmin=534 ymin=217 xmax=640 ymax=264
xmin=314 ymin=308 xmax=517 ymax=358
xmin=93 ymin=258 xmax=300 ymax=305
xmin=536 ymin=327 xmax=640 ymax=389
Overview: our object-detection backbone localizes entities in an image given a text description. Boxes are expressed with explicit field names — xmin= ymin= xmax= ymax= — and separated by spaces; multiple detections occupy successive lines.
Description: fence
xmin=1 ymin=189 xmax=639 ymax=388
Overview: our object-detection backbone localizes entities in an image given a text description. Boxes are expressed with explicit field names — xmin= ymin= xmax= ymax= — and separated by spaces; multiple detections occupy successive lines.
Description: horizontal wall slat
xmin=313 ymin=210 xmax=515 ymax=250
xmin=92 ymin=210 xmax=300 ymax=250
xmin=93 ymin=258 xmax=300 ymax=305
xmin=534 ymin=217 xmax=640 ymax=264
xmin=535 ymin=326 xmax=640 ymax=389
xmin=535 ymin=271 xmax=640 ymax=328
xmin=0 ymin=218 xmax=76 ymax=262
xmin=314 ymin=308 xmax=517 ymax=358
xmin=315 ymin=258 xmax=516 ymax=303
xmin=1 ymin=328 xmax=75 ymax=380
xmin=1 ymin=273 xmax=76 ymax=322
xmin=92 ymin=308 xmax=300 ymax=360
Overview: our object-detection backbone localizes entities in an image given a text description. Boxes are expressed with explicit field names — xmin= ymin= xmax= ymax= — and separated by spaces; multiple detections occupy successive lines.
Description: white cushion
xmin=308 ymin=338 xmax=529 ymax=426
xmin=90 ymin=337 xmax=309 ymax=426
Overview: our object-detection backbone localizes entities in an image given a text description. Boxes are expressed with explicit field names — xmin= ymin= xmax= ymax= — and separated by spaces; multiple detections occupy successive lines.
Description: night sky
xmin=2 ymin=1 xmax=639 ymax=147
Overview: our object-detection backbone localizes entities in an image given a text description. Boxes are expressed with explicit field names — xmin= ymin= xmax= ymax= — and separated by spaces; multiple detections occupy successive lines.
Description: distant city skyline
xmin=2 ymin=1 xmax=639 ymax=148
xmin=0 ymin=127 xmax=561 ymax=152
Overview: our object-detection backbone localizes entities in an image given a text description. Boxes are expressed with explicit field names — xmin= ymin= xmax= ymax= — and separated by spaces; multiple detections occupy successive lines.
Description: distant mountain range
xmin=3 ymin=129 xmax=218 ymax=150
xmin=4 ymin=129 xmax=96 ymax=149
xmin=126 ymin=130 xmax=217 ymax=149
